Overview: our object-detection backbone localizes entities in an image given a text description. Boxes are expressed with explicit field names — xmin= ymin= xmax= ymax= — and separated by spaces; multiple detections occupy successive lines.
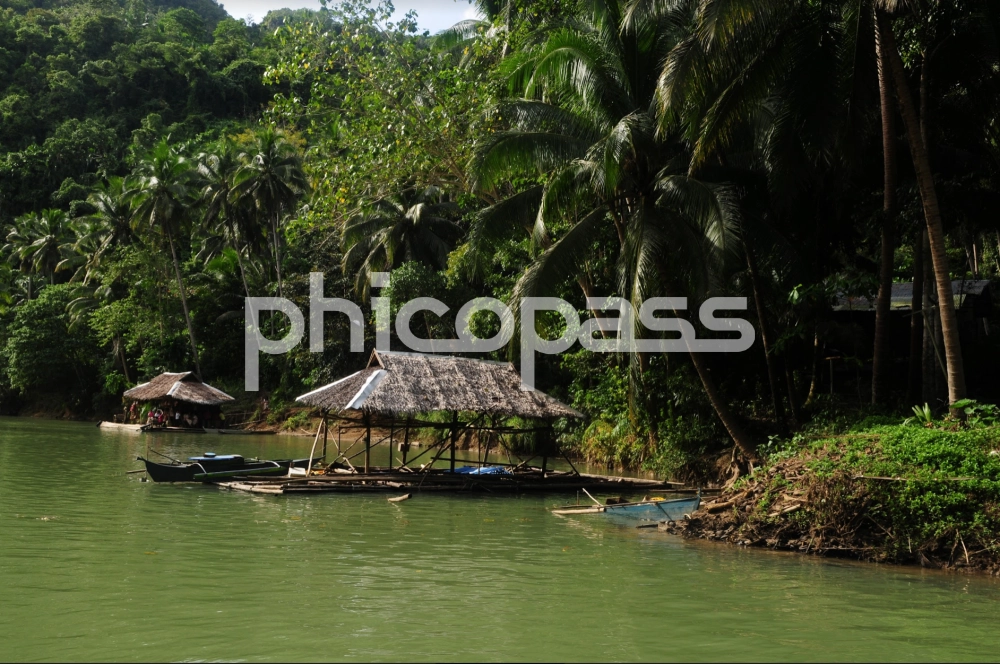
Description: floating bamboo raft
xmin=213 ymin=466 xmax=684 ymax=496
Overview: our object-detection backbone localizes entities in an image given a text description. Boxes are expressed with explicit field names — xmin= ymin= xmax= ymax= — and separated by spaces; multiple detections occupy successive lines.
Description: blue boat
xmin=551 ymin=494 xmax=701 ymax=523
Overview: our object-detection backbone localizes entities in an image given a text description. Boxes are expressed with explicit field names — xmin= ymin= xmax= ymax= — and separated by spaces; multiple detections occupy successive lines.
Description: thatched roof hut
xmin=296 ymin=350 xmax=582 ymax=420
xmin=123 ymin=372 xmax=234 ymax=406
xmin=833 ymin=279 xmax=993 ymax=315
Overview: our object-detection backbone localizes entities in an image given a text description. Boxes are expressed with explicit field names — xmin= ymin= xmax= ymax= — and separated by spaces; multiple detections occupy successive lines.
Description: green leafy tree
xmin=2 ymin=284 xmax=100 ymax=404
xmin=2 ymin=209 xmax=73 ymax=285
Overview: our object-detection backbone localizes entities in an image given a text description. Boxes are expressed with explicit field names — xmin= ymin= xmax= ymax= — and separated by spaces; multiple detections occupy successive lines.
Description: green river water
xmin=1 ymin=417 xmax=999 ymax=662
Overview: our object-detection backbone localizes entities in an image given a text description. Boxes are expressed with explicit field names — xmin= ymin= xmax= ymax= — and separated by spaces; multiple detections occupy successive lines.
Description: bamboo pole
xmin=303 ymin=418 xmax=324 ymax=478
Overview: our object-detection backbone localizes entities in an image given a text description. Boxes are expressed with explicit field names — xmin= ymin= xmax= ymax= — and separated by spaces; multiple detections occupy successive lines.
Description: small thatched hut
xmin=295 ymin=350 xmax=582 ymax=473
xmin=123 ymin=372 xmax=233 ymax=427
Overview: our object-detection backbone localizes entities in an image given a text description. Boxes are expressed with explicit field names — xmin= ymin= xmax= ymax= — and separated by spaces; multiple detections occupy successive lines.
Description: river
xmin=1 ymin=418 xmax=998 ymax=661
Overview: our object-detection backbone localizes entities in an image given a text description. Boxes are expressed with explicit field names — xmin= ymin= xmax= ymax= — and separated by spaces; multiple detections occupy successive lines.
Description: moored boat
xmin=137 ymin=454 xmax=321 ymax=483
xmin=551 ymin=494 xmax=701 ymax=523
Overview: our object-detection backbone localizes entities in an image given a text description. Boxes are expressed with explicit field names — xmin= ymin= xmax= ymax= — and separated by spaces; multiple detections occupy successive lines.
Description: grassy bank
xmin=665 ymin=416 xmax=1000 ymax=575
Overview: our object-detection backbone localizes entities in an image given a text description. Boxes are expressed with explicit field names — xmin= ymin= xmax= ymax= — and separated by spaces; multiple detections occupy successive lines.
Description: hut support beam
xmin=400 ymin=435 xmax=447 ymax=470
xmin=449 ymin=411 xmax=458 ymax=472
xmin=322 ymin=411 xmax=329 ymax=460
xmin=560 ymin=445 xmax=581 ymax=476
xmin=305 ymin=418 xmax=323 ymax=478
xmin=364 ymin=415 xmax=371 ymax=474
xmin=388 ymin=424 xmax=394 ymax=471
xmin=402 ymin=419 xmax=411 ymax=466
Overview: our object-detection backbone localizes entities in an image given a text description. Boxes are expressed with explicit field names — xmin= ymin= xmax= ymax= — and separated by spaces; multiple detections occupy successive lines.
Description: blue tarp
xmin=188 ymin=453 xmax=242 ymax=461
xmin=451 ymin=465 xmax=511 ymax=475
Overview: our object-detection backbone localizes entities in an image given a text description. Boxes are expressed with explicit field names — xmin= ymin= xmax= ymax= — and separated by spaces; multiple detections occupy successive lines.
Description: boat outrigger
xmin=138 ymin=452 xmax=321 ymax=483
xmin=551 ymin=493 xmax=701 ymax=523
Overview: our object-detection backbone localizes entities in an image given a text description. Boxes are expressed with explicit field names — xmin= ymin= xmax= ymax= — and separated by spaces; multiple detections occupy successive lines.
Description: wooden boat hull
xmin=139 ymin=425 xmax=206 ymax=434
xmin=138 ymin=457 xmax=314 ymax=483
xmin=552 ymin=495 xmax=701 ymax=523
xmin=139 ymin=458 xmax=204 ymax=482
xmin=98 ymin=421 xmax=143 ymax=433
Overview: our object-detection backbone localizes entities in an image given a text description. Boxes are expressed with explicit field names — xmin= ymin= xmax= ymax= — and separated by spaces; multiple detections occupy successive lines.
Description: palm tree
xmin=878 ymin=9 xmax=963 ymax=405
xmin=57 ymin=179 xmax=136 ymax=285
xmin=470 ymin=0 xmax=756 ymax=458
xmin=88 ymin=177 xmax=135 ymax=250
xmin=871 ymin=6 xmax=899 ymax=405
xmin=3 ymin=210 xmax=73 ymax=286
xmin=876 ymin=2 xmax=1000 ymax=406
xmin=3 ymin=215 xmax=39 ymax=299
xmin=651 ymin=0 xmax=918 ymax=413
xmin=233 ymin=128 xmax=309 ymax=299
xmin=342 ymin=184 xmax=464 ymax=296
xmin=198 ymin=141 xmax=267 ymax=301
xmin=128 ymin=139 xmax=203 ymax=379
xmin=656 ymin=0 xmax=1000 ymax=407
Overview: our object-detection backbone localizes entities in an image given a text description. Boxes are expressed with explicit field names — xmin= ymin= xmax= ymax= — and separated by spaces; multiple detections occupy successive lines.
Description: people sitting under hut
xmin=122 ymin=372 xmax=235 ymax=429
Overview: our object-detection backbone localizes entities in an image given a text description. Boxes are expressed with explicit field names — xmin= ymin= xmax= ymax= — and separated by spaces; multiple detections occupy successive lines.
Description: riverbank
xmin=661 ymin=420 xmax=1000 ymax=575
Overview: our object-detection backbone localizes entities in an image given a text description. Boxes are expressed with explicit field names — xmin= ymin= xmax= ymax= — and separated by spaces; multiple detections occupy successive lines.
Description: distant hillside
xmin=0 ymin=0 xmax=229 ymax=26
xmin=0 ymin=0 xmax=280 ymax=221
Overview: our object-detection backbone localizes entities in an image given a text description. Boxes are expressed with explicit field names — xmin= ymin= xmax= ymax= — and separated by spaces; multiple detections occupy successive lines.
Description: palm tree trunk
xmin=805 ymin=330 xmax=820 ymax=407
xmin=921 ymin=233 xmax=939 ymax=405
xmin=872 ymin=11 xmax=897 ymax=405
xmin=116 ymin=335 xmax=132 ymax=384
xmin=167 ymin=231 xmax=203 ymax=380
xmin=662 ymin=286 xmax=756 ymax=460
xmin=235 ymin=244 xmax=261 ymax=336
xmin=906 ymin=231 xmax=925 ymax=404
xmin=784 ymin=362 xmax=800 ymax=427
xmin=745 ymin=246 xmax=784 ymax=422
xmin=272 ymin=213 xmax=284 ymax=299
xmin=882 ymin=15 xmax=966 ymax=404
xmin=235 ymin=246 xmax=252 ymax=301
xmin=687 ymin=348 xmax=757 ymax=461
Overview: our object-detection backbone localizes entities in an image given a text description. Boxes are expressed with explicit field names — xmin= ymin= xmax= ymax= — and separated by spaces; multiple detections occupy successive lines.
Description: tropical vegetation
xmin=2 ymin=0 xmax=1000 ymax=479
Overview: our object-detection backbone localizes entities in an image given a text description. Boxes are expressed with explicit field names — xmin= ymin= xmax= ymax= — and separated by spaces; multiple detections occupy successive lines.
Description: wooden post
xmin=449 ymin=411 xmax=458 ymax=472
xmin=402 ymin=418 xmax=411 ymax=466
xmin=304 ymin=417 xmax=324 ymax=478
xmin=364 ymin=415 xmax=371 ymax=474
xmin=388 ymin=424 xmax=394 ymax=471
xmin=322 ymin=411 xmax=328 ymax=460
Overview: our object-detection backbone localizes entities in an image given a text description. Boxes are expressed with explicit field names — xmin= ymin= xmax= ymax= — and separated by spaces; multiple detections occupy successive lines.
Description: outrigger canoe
xmin=552 ymin=494 xmax=701 ymax=523
xmin=137 ymin=454 xmax=320 ymax=483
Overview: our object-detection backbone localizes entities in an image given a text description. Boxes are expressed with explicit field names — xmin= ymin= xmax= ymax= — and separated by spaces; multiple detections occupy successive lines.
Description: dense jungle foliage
xmin=2 ymin=0 xmax=999 ymax=475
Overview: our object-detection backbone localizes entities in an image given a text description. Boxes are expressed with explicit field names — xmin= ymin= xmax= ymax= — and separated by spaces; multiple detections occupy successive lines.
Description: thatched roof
xmin=833 ymin=280 xmax=993 ymax=313
xmin=123 ymin=372 xmax=234 ymax=406
xmin=296 ymin=351 xmax=582 ymax=420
